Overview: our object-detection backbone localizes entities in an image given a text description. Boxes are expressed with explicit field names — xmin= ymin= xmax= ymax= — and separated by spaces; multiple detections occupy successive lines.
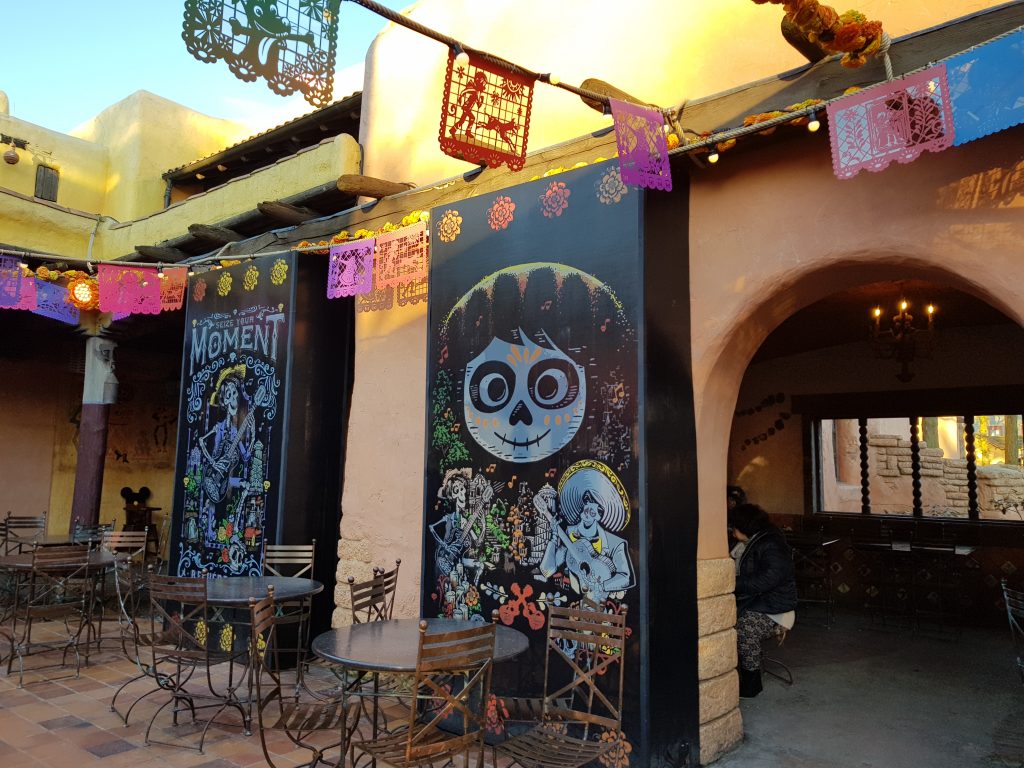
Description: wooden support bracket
xmin=336 ymin=174 xmax=416 ymax=199
xmin=187 ymin=223 xmax=243 ymax=244
xmin=257 ymin=200 xmax=320 ymax=224
xmin=134 ymin=244 xmax=188 ymax=263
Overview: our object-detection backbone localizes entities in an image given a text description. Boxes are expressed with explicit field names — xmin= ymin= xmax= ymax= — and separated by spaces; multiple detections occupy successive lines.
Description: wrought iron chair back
xmin=543 ymin=605 xmax=627 ymax=734
xmin=249 ymin=587 xmax=361 ymax=768
xmin=351 ymin=620 xmax=496 ymax=768
xmin=262 ymin=540 xmax=317 ymax=682
xmin=144 ymin=572 xmax=247 ymax=751
xmin=496 ymin=604 xmax=629 ymax=768
xmin=1002 ymin=579 xmax=1024 ymax=684
xmin=5 ymin=543 xmax=93 ymax=687
xmin=263 ymin=540 xmax=316 ymax=578
xmin=2 ymin=513 xmax=46 ymax=554
xmin=347 ymin=559 xmax=401 ymax=624
xmin=72 ymin=519 xmax=114 ymax=543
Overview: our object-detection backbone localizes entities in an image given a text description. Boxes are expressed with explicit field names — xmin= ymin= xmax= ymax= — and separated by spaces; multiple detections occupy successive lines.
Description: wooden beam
xmin=188 ymin=223 xmax=243 ymax=244
xmin=336 ymin=174 xmax=416 ymax=199
xmin=257 ymin=200 xmax=320 ymax=224
xmin=579 ymin=78 xmax=653 ymax=113
xmin=134 ymin=244 xmax=189 ymax=262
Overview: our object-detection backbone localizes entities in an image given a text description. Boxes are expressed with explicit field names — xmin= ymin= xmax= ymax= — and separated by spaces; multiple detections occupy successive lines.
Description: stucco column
xmin=69 ymin=336 xmax=118 ymax=532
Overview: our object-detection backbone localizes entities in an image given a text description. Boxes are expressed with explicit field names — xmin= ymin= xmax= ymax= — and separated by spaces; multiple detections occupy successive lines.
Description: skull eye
xmin=468 ymin=361 xmax=515 ymax=413
xmin=528 ymin=359 xmax=579 ymax=409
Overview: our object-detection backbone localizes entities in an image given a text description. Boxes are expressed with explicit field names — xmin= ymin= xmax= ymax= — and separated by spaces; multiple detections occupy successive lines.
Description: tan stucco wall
xmin=691 ymin=128 xmax=1024 ymax=560
xmin=0 ymin=113 xmax=107 ymax=212
xmin=71 ymin=90 xmax=249 ymax=222
xmin=341 ymin=0 xmax=1008 ymax=617
xmin=96 ymin=134 xmax=361 ymax=260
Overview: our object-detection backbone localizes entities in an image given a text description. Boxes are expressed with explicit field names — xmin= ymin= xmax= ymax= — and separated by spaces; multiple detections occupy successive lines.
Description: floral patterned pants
xmin=736 ymin=611 xmax=782 ymax=671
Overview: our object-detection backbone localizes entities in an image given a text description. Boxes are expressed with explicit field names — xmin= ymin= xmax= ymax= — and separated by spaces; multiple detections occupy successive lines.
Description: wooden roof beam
xmin=134 ymin=244 xmax=189 ymax=263
xmin=257 ymin=200 xmax=320 ymax=224
xmin=336 ymin=174 xmax=416 ymax=200
xmin=187 ymin=223 xmax=243 ymax=244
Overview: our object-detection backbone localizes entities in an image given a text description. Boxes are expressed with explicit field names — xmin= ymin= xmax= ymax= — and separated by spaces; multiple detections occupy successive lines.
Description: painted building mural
xmin=170 ymin=255 xmax=293 ymax=576
xmin=424 ymin=163 xmax=642 ymax=756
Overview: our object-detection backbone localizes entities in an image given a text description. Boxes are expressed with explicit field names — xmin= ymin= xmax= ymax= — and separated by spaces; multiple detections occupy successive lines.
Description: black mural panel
xmin=171 ymin=255 xmax=295 ymax=577
xmin=425 ymin=163 xmax=642 ymax=760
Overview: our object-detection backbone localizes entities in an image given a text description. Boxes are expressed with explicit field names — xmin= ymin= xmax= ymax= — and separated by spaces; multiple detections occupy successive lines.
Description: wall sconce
xmin=871 ymin=299 xmax=936 ymax=383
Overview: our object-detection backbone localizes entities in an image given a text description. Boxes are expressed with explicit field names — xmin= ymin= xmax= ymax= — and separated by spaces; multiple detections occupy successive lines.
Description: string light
xmin=707 ymin=151 xmax=720 ymax=164
xmin=807 ymin=113 xmax=821 ymax=132
xmin=454 ymin=48 xmax=469 ymax=67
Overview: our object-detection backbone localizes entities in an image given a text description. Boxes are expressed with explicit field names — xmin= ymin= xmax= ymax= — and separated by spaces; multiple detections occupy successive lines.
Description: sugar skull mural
xmin=424 ymin=164 xmax=643 ymax=763
xmin=464 ymin=329 xmax=586 ymax=462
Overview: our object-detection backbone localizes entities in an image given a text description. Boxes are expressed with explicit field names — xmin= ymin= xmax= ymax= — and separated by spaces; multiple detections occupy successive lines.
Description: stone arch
xmin=695 ymin=253 xmax=1023 ymax=558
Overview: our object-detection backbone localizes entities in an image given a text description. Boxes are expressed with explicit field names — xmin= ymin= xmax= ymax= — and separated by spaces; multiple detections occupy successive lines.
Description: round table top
xmin=0 ymin=549 xmax=115 ymax=572
xmin=205 ymin=576 xmax=323 ymax=606
xmin=312 ymin=618 xmax=530 ymax=673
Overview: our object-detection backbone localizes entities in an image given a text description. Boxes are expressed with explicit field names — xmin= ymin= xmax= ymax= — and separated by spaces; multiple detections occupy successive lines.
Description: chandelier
xmin=870 ymin=299 xmax=936 ymax=382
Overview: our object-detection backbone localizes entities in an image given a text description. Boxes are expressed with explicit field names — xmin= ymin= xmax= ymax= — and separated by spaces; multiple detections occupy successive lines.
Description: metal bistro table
xmin=312 ymin=618 xmax=529 ymax=762
xmin=0 ymin=549 xmax=116 ymax=654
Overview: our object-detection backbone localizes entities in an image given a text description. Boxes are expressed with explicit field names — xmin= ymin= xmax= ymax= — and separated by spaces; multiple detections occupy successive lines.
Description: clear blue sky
xmin=3 ymin=1 xmax=408 ymax=134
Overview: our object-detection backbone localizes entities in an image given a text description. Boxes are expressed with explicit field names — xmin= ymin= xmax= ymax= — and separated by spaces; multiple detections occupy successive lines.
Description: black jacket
xmin=735 ymin=526 xmax=798 ymax=615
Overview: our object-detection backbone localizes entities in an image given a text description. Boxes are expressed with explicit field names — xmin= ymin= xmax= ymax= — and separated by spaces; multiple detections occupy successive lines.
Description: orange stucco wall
xmin=691 ymin=127 xmax=1024 ymax=558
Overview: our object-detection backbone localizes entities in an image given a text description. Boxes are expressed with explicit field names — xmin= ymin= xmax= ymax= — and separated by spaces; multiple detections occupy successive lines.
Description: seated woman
xmin=729 ymin=503 xmax=797 ymax=698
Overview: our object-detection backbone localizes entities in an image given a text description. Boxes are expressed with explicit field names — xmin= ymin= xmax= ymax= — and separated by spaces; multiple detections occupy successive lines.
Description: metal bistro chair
xmin=350 ymin=620 xmax=496 ymax=768
xmin=72 ymin=518 xmax=114 ymax=543
xmin=347 ymin=559 xmax=402 ymax=624
xmin=263 ymin=540 xmax=316 ymax=681
xmin=496 ymin=605 xmax=629 ymax=768
xmin=2 ymin=543 xmax=94 ymax=688
xmin=249 ymin=587 xmax=362 ymax=768
xmin=1001 ymin=579 xmax=1024 ymax=684
xmin=1 ymin=512 xmax=46 ymax=554
xmin=143 ymin=573 xmax=249 ymax=752
xmin=109 ymin=561 xmax=179 ymax=729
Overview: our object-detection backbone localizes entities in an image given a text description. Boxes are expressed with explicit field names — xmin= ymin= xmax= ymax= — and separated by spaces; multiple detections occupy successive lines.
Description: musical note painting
xmin=423 ymin=164 xmax=642 ymax=723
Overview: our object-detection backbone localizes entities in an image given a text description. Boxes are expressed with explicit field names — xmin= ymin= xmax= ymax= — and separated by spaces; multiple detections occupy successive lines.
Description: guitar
xmin=435 ymin=501 xmax=486 ymax=577
xmin=538 ymin=506 xmax=617 ymax=601
xmin=202 ymin=396 xmax=259 ymax=503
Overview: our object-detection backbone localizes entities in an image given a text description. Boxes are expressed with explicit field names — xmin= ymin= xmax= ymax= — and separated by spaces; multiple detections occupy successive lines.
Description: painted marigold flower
xmin=270 ymin=259 xmax=288 ymax=285
xmin=217 ymin=272 xmax=233 ymax=296
xmin=243 ymin=265 xmax=259 ymax=291
xmin=541 ymin=181 xmax=571 ymax=218
xmin=487 ymin=196 xmax=516 ymax=230
xmin=598 ymin=731 xmax=633 ymax=768
xmin=437 ymin=209 xmax=463 ymax=242
xmin=596 ymin=168 xmax=628 ymax=205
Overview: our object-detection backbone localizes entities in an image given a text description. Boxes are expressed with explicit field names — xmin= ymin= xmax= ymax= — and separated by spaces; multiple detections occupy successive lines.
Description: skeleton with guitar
xmin=536 ymin=467 xmax=634 ymax=604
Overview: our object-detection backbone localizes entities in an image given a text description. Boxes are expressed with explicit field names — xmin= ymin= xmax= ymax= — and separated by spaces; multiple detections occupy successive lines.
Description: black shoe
xmin=739 ymin=667 xmax=763 ymax=698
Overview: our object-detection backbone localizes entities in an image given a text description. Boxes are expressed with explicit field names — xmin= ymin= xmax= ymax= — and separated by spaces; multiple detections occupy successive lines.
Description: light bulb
xmin=708 ymin=151 xmax=720 ymax=164
xmin=807 ymin=116 xmax=821 ymax=132
xmin=548 ymin=74 xmax=560 ymax=86
xmin=926 ymin=304 xmax=935 ymax=315
xmin=900 ymin=300 xmax=908 ymax=311
xmin=454 ymin=50 xmax=470 ymax=67
xmin=157 ymin=270 xmax=166 ymax=279
xmin=873 ymin=307 xmax=882 ymax=318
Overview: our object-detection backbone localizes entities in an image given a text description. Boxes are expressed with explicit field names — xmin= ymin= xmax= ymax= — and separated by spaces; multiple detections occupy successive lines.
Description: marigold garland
xmin=296 ymin=210 xmax=431 ymax=254
xmin=752 ymin=0 xmax=885 ymax=68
